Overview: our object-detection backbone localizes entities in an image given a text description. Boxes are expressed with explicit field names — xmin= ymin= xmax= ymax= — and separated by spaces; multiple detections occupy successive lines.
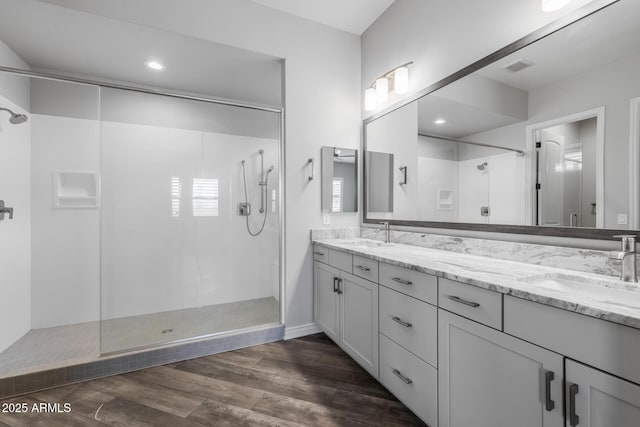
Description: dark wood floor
xmin=0 ymin=334 xmax=425 ymax=426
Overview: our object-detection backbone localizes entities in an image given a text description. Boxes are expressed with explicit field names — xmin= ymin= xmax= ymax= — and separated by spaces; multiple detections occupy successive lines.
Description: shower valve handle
xmin=0 ymin=200 xmax=14 ymax=220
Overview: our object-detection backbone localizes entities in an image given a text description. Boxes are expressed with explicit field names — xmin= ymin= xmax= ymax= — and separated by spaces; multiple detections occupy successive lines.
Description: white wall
xmin=30 ymin=114 xmax=100 ymax=328
xmin=0 ymin=93 xmax=31 ymax=353
xmin=367 ymin=101 xmax=417 ymax=219
xmin=0 ymin=39 xmax=30 ymax=110
xmin=101 ymin=121 xmax=279 ymax=319
xmin=39 ymin=0 xmax=362 ymax=330
xmin=0 ymin=43 xmax=31 ymax=352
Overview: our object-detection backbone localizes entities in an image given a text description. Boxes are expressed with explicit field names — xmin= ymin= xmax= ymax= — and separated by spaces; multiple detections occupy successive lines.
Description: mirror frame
xmin=362 ymin=0 xmax=632 ymax=240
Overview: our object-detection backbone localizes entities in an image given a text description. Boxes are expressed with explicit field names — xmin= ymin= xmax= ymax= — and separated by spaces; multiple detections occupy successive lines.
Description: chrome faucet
xmin=378 ymin=221 xmax=391 ymax=244
xmin=609 ymin=235 xmax=638 ymax=282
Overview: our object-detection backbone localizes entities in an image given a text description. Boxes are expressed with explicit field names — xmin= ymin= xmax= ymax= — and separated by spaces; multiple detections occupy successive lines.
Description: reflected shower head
xmin=0 ymin=107 xmax=28 ymax=125
xmin=477 ymin=162 xmax=488 ymax=170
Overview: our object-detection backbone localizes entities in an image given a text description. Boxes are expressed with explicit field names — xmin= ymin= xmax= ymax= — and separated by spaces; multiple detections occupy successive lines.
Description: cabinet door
xmin=340 ymin=272 xmax=379 ymax=378
xmin=314 ymin=262 xmax=340 ymax=343
xmin=566 ymin=359 xmax=640 ymax=427
xmin=439 ymin=309 xmax=564 ymax=427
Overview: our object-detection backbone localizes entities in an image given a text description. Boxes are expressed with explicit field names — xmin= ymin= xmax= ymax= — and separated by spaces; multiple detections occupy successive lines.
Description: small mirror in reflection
xmin=321 ymin=146 xmax=358 ymax=213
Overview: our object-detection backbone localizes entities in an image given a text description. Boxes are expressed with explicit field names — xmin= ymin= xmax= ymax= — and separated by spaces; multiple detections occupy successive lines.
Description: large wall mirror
xmin=364 ymin=0 xmax=640 ymax=239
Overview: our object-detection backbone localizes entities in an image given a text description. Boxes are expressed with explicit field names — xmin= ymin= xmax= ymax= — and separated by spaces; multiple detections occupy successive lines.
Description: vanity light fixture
xmin=364 ymin=61 xmax=413 ymax=111
xmin=144 ymin=60 xmax=165 ymax=71
xmin=375 ymin=77 xmax=389 ymax=103
xmin=542 ymin=0 xmax=571 ymax=12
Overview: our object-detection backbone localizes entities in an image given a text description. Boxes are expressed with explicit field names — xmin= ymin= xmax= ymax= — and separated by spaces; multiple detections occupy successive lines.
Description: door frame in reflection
xmin=525 ymin=107 xmax=605 ymax=228
xmin=630 ymin=97 xmax=640 ymax=229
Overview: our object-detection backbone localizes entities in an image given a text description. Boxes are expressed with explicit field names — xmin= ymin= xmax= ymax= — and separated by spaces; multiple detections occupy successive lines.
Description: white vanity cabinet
xmin=565 ymin=359 xmax=640 ymax=427
xmin=313 ymin=241 xmax=640 ymax=427
xmin=313 ymin=249 xmax=379 ymax=378
xmin=438 ymin=309 xmax=564 ymax=427
xmin=314 ymin=261 xmax=340 ymax=343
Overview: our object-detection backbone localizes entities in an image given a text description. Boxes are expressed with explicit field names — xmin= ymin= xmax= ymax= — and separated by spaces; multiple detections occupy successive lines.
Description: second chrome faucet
xmin=609 ymin=235 xmax=638 ymax=282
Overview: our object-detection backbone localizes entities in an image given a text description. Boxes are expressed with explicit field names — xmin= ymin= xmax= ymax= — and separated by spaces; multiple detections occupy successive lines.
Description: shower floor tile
xmin=0 ymin=297 xmax=279 ymax=379
xmin=101 ymin=297 xmax=280 ymax=354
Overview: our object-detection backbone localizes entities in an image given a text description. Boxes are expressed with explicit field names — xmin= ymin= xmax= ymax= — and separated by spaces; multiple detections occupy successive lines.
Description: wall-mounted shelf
xmin=53 ymin=171 xmax=100 ymax=209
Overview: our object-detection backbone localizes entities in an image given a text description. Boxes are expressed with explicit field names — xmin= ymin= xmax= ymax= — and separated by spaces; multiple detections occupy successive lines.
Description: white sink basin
xmin=518 ymin=273 xmax=640 ymax=308
xmin=339 ymin=239 xmax=391 ymax=248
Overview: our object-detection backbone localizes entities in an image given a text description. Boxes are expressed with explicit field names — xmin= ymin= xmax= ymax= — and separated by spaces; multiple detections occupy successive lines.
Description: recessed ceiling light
xmin=434 ymin=119 xmax=446 ymax=125
xmin=542 ymin=0 xmax=571 ymax=12
xmin=145 ymin=60 xmax=165 ymax=71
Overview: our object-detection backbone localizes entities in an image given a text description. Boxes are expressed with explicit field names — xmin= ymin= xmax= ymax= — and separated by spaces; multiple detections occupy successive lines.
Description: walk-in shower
xmin=0 ymin=70 xmax=283 ymax=380
xmin=0 ymin=107 xmax=27 ymax=124
xmin=240 ymin=149 xmax=275 ymax=236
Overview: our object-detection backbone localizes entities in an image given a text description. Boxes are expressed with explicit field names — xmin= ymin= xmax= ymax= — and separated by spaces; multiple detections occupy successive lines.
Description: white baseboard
xmin=284 ymin=323 xmax=322 ymax=340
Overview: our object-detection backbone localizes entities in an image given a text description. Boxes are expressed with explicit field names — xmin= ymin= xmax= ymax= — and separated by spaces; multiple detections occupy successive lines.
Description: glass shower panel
xmin=0 ymin=74 xmax=100 ymax=378
xmin=99 ymin=88 xmax=281 ymax=354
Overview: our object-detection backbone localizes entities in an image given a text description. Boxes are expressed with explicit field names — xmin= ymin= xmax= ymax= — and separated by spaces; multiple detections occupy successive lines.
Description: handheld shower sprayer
xmin=240 ymin=150 xmax=275 ymax=236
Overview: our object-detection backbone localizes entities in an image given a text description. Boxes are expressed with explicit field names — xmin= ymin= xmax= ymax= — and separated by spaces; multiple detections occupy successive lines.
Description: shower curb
xmin=0 ymin=324 xmax=284 ymax=399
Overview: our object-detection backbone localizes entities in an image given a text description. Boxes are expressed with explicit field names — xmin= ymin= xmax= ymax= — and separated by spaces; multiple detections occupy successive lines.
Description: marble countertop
xmin=313 ymin=238 xmax=640 ymax=330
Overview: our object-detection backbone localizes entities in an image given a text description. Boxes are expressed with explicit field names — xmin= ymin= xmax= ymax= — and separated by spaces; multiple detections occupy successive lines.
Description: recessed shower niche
xmin=53 ymin=170 xmax=100 ymax=209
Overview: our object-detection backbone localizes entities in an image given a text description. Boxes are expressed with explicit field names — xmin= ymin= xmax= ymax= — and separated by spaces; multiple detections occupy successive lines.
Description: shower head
xmin=0 ymin=107 xmax=28 ymax=125
xmin=264 ymin=165 xmax=275 ymax=184
xmin=477 ymin=162 xmax=488 ymax=170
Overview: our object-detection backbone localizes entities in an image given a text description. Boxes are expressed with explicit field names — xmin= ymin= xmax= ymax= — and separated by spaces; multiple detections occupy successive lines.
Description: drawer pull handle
xmin=448 ymin=295 xmax=480 ymax=308
xmin=333 ymin=277 xmax=339 ymax=293
xmin=391 ymin=277 xmax=413 ymax=285
xmin=569 ymin=384 xmax=579 ymax=426
xmin=314 ymin=251 xmax=325 ymax=256
xmin=356 ymin=265 xmax=371 ymax=272
xmin=392 ymin=369 xmax=413 ymax=385
xmin=545 ymin=371 xmax=555 ymax=412
xmin=391 ymin=316 xmax=412 ymax=328
xmin=337 ymin=278 xmax=343 ymax=295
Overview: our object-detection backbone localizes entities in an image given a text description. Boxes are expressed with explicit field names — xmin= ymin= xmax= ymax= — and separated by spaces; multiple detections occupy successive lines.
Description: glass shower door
xmin=99 ymin=88 xmax=281 ymax=354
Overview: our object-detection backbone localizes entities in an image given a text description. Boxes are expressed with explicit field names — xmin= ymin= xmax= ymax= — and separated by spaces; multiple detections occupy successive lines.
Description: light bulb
xmin=542 ymin=0 xmax=571 ymax=12
xmin=365 ymin=88 xmax=377 ymax=111
xmin=394 ymin=66 xmax=409 ymax=94
xmin=145 ymin=60 xmax=165 ymax=71
xmin=376 ymin=78 xmax=389 ymax=103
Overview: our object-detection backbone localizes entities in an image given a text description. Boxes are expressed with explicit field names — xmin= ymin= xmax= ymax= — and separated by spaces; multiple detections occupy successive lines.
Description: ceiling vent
xmin=503 ymin=59 xmax=534 ymax=72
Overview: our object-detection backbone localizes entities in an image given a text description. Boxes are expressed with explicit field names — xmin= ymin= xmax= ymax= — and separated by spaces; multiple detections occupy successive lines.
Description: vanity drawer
xmin=379 ymin=334 xmax=438 ymax=427
xmin=379 ymin=262 xmax=437 ymax=305
xmin=329 ymin=248 xmax=352 ymax=273
xmin=313 ymin=245 xmax=328 ymax=263
xmin=353 ymin=255 xmax=379 ymax=282
xmin=438 ymin=278 xmax=502 ymax=330
xmin=380 ymin=286 xmax=437 ymax=367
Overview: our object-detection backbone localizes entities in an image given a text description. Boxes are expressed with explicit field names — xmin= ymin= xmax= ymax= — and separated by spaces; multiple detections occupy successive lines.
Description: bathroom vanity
xmin=312 ymin=236 xmax=640 ymax=427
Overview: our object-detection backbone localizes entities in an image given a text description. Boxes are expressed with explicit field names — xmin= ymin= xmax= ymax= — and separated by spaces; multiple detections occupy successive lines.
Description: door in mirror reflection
xmin=536 ymin=118 xmax=597 ymax=227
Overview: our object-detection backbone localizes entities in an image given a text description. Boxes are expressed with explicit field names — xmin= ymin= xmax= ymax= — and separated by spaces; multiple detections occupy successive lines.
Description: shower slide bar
xmin=418 ymin=132 xmax=525 ymax=156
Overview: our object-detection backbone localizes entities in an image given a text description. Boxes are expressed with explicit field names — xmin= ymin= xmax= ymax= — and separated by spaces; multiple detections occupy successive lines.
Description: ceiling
xmin=0 ymin=0 xmax=283 ymax=107
xmin=250 ymin=0 xmax=395 ymax=35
